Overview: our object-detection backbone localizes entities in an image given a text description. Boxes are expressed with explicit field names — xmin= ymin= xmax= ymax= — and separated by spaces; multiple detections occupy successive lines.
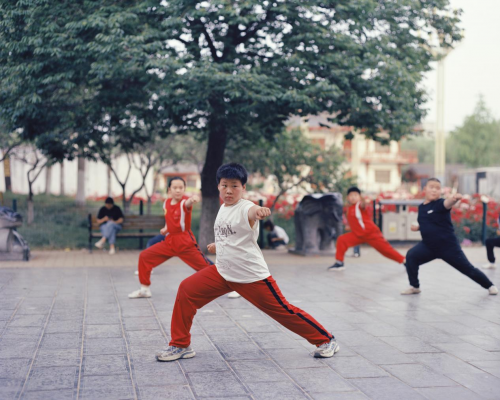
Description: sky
xmin=422 ymin=0 xmax=500 ymax=132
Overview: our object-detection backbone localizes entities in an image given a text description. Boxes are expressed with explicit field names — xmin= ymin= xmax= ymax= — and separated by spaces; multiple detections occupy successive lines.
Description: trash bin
xmin=378 ymin=199 xmax=422 ymax=241
xmin=290 ymin=193 xmax=343 ymax=256
xmin=0 ymin=206 xmax=30 ymax=261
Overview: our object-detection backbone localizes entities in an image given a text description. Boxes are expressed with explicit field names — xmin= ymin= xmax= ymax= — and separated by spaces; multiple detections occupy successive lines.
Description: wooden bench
xmin=88 ymin=214 xmax=164 ymax=252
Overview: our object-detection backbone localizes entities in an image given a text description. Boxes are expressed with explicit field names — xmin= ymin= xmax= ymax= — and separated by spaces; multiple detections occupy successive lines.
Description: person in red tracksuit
xmin=328 ymin=186 xmax=406 ymax=271
xmin=128 ymin=177 xmax=213 ymax=299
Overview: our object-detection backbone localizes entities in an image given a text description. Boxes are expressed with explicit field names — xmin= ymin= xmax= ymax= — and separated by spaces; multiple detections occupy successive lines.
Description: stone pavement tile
xmin=206 ymin=328 xmax=252 ymax=344
xmin=237 ymin=318 xmax=283 ymax=333
xmin=50 ymin=309 xmax=84 ymax=321
xmin=229 ymin=360 xmax=288 ymax=383
xmin=323 ymin=355 xmax=389 ymax=378
xmin=381 ymin=363 xmax=458 ymax=388
xmin=122 ymin=317 xmax=160 ymax=331
xmin=249 ymin=332 xmax=307 ymax=350
xmin=9 ymin=314 xmax=46 ymax=327
xmin=15 ymin=305 xmax=52 ymax=315
xmin=34 ymin=349 xmax=81 ymax=368
xmin=25 ymin=366 xmax=78 ymax=391
xmin=137 ymin=385 xmax=194 ymax=400
xmin=0 ymin=339 xmax=38 ymax=359
xmin=411 ymin=353 xmax=484 ymax=375
xmin=246 ymin=380 xmax=308 ymax=400
xmin=266 ymin=348 xmax=326 ymax=369
xmin=1 ymin=327 xmax=43 ymax=339
xmin=84 ymin=338 xmax=126 ymax=355
xmin=224 ymin=308 xmax=267 ymax=320
xmin=356 ymin=323 xmax=406 ymax=337
xmin=445 ymin=372 xmax=500 ymax=399
xmin=85 ymin=313 xmax=121 ymax=325
xmin=134 ymin=359 xmax=187 ymax=386
xmin=476 ymin=325 xmax=500 ymax=341
xmin=83 ymin=354 xmax=128 ymax=376
xmin=40 ymin=332 xmax=81 ymax=350
xmin=121 ymin=307 xmax=155 ymax=318
xmin=379 ymin=336 xmax=442 ymax=353
xmin=197 ymin=316 xmax=240 ymax=329
xmin=285 ymin=366 xmax=356 ymax=394
xmin=433 ymin=342 xmax=500 ymax=362
xmin=416 ymin=386 xmax=486 ymax=400
xmin=465 ymin=310 xmax=500 ymax=325
xmin=351 ymin=376 xmax=426 ymax=400
xmin=333 ymin=312 xmax=381 ymax=325
xmin=79 ymin=374 xmax=135 ymax=399
xmin=468 ymin=360 xmax=500 ymax=378
xmin=215 ymin=341 xmax=268 ymax=361
xmin=428 ymin=322 xmax=482 ymax=336
xmin=187 ymin=371 xmax=248 ymax=398
xmin=179 ymin=351 xmax=229 ymax=373
xmin=0 ymin=378 xmax=23 ymax=398
xmin=351 ymin=344 xmax=416 ymax=365
xmin=44 ymin=319 xmax=83 ymax=334
xmin=126 ymin=330 xmax=166 ymax=347
xmin=333 ymin=331 xmax=385 ymax=347
xmin=21 ymin=389 xmax=75 ymax=399
xmin=128 ymin=345 xmax=159 ymax=361
xmin=86 ymin=324 xmax=122 ymax=339
xmin=191 ymin=335 xmax=216 ymax=352
xmin=0 ymin=358 xmax=32 ymax=379
xmin=459 ymin=335 xmax=500 ymax=351
xmin=311 ymin=392 xmax=368 ymax=400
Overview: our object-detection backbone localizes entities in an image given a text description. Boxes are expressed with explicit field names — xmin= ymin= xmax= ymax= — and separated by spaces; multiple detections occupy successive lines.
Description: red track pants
xmin=138 ymin=231 xmax=213 ymax=286
xmin=169 ymin=265 xmax=333 ymax=348
xmin=335 ymin=232 xmax=405 ymax=263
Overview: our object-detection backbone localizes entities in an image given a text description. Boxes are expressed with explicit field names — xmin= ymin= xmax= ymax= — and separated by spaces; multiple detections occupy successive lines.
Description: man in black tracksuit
xmin=484 ymin=215 xmax=500 ymax=269
xmin=402 ymin=178 xmax=498 ymax=296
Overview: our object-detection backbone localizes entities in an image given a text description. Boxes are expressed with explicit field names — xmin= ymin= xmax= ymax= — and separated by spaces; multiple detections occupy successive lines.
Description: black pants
xmin=267 ymin=233 xmax=285 ymax=249
xmin=486 ymin=237 xmax=500 ymax=263
xmin=405 ymin=241 xmax=493 ymax=289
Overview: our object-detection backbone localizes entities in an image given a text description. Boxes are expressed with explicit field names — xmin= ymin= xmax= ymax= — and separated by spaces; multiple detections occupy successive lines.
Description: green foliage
xmin=446 ymin=96 xmax=500 ymax=168
xmin=401 ymin=135 xmax=434 ymax=164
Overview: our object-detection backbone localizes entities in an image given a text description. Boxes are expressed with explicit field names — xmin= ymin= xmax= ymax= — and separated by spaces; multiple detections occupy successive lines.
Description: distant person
xmin=263 ymin=220 xmax=289 ymax=249
xmin=402 ymin=178 xmax=497 ymax=295
xmin=328 ymin=187 xmax=405 ymax=271
xmin=95 ymin=197 xmax=124 ymax=255
xmin=483 ymin=214 xmax=500 ymax=269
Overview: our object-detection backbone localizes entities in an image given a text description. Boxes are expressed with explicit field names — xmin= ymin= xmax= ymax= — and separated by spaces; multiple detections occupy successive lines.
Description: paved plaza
xmin=0 ymin=246 xmax=499 ymax=399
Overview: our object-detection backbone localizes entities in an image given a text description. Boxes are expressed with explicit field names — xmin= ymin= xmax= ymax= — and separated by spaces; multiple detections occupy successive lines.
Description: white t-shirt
xmin=274 ymin=225 xmax=289 ymax=244
xmin=214 ymin=199 xmax=271 ymax=283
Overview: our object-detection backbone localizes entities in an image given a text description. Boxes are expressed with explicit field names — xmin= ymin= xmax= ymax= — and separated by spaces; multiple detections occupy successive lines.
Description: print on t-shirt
xmin=214 ymin=218 xmax=237 ymax=256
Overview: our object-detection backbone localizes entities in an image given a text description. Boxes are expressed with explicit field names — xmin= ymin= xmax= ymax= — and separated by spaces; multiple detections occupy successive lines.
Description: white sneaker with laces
xmin=400 ymin=286 xmax=421 ymax=295
xmin=128 ymin=287 xmax=152 ymax=299
xmin=313 ymin=338 xmax=340 ymax=358
xmin=227 ymin=291 xmax=241 ymax=299
xmin=489 ymin=286 xmax=498 ymax=295
xmin=94 ymin=240 xmax=104 ymax=249
xmin=483 ymin=263 xmax=496 ymax=269
xmin=156 ymin=346 xmax=195 ymax=362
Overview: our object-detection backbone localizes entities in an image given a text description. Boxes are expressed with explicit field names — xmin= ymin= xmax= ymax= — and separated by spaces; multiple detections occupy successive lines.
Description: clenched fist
xmin=255 ymin=207 xmax=271 ymax=220
xmin=207 ymin=243 xmax=216 ymax=254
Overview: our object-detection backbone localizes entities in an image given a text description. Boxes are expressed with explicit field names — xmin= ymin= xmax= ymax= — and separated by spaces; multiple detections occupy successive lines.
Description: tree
xmin=446 ymin=96 xmax=500 ymax=167
xmin=227 ymin=129 xmax=353 ymax=212
xmin=158 ymin=1 xmax=462 ymax=248
xmin=401 ymin=136 xmax=434 ymax=164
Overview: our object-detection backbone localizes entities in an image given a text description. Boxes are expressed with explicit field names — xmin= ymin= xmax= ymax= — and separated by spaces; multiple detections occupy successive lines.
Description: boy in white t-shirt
xmin=156 ymin=163 xmax=339 ymax=362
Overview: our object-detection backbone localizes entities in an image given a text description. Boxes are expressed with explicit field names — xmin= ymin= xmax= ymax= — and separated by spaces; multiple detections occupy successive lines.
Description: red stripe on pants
xmin=335 ymin=232 xmax=405 ymax=263
xmin=138 ymin=231 xmax=212 ymax=286
xmin=169 ymin=265 xmax=333 ymax=348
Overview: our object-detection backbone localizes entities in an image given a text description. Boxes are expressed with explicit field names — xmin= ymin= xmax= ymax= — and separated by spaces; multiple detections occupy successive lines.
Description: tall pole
xmin=434 ymin=56 xmax=446 ymax=183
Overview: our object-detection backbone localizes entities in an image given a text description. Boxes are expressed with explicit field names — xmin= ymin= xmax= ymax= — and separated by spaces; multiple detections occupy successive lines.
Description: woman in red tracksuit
xmin=328 ymin=187 xmax=405 ymax=271
xmin=128 ymin=177 xmax=213 ymax=298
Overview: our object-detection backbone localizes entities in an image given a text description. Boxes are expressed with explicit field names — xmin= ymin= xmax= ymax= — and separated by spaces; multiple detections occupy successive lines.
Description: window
xmin=375 ymin=170 xmax=391 ymax=183
xmin=374 ymin=142 xmax=390 ymax=153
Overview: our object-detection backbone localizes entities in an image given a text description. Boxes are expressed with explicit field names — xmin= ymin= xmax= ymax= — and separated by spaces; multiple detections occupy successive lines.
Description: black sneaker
xmin=327 ymin=262 xmax=345 ymax=271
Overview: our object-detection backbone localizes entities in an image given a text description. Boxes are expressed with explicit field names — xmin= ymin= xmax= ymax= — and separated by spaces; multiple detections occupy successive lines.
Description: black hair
xmin=168 ymin=176 xmax=186 ymax=188
xmin=216 ymin=163 xmax=248 ymax=185
xmin=347 ymin=186 xmax=361 ymax=195
xmin=105 ymin=197 xmax=114 ymax=205
xmin=263 ymin=220 xmax=274 ymax=230
xmin=427 ymin=177 xmax=441 ymax=184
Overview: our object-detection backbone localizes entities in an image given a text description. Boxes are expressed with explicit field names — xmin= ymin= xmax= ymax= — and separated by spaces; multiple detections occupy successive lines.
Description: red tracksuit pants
xmin=335 ymin=231 xmax=405 ymax=263
xmin=169 ymin=265 xmax=333 ymax=348
xmin=138 ymin=231 xmax=213 ymax=286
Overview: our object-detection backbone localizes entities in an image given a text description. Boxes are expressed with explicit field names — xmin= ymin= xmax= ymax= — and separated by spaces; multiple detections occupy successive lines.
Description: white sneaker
xmin=483 ymin=263 xmax=496 ymax=269
xmin=128 ymin=288 xmax=152 ymax=299
xmin=227 ymin=291 xmax=241 ymax=299
xmin=109 ymin=248 xmax=116 ymax=255
xmin=489 ymin=286 xmax=498 ymax=295
xmin=135 ymin=270 xmax=153 ymax=275
xmin=401 ymin=286 xmax=421 ymax=295
xmin=94 ymin=241 xmax=104 ymax=249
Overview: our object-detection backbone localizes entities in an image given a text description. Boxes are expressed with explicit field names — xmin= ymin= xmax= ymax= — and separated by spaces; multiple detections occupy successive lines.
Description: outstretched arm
xmin=444 ymin=193 xmax=462 ymax=209
xmin=185 ymin=194 xmax=200 ymax=210
xmin=248 ymin=205 xmax=271 ymax=228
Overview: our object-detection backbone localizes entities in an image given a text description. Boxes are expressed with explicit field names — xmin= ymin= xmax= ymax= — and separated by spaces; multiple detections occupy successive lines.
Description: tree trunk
xmin=107 ymin=165 xmax=112 ymax=196
xmin=44 ymin=165 xmax=52 ymax=195
xmin=59 ymin=161 xmax=65 ymax=196
xmin=27 ymin=199 xmax=34 ymax=225
xmin=76 ymin=157 xmax=86 ymax=206
xmin=198 ymin=124 xmax=228 ymax=251
xmin=147 ymin=197 xmax=152 ymax=215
